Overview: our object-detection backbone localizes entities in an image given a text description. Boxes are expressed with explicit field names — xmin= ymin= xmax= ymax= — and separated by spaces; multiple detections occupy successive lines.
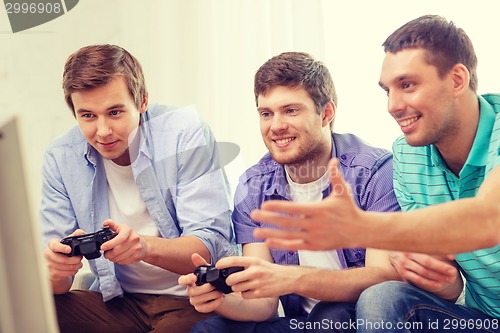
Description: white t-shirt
xmin=103 ymin=159 xmax=185 ymax=296
xmin=285 ymin=167 xmax=343 ymax=314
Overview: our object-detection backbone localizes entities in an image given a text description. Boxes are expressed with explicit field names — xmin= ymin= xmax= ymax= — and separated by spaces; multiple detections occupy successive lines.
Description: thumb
xmin=191 ymin=253 xmax=210 ymax=267
xmin=327 ymin=158 xmax=351 ymax=198
xmin=102 ymin=219 xmax=118 ymax=232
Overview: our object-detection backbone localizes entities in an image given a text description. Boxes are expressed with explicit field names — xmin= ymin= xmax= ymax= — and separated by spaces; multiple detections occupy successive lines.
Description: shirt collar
xmin=465 ymin=95 xmax=496 ymax=167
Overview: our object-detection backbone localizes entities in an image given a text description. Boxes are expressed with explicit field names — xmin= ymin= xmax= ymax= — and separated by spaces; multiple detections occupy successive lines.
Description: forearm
xmin=142 ymin=235 xmax=210 ymax=275
xmin=291 ymin=266 xmax=400 ymax=302
xmin=362 ymin=197 xmax=500 ymax=254
xmin=51 ymin=276 xmax=73 ymax=294
xmin=214 ymin=293 xmax=278 ymax=322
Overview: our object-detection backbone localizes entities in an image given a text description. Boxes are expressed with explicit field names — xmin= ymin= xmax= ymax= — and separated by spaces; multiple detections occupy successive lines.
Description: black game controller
xmin=60 ymin=226 xmax=117 ymax=260
xmin=194 ymin=265 xmax=244 ymax=294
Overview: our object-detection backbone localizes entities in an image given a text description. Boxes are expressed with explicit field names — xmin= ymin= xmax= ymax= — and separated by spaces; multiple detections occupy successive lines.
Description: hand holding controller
xmin=193 ymin=264 xmax=244 ymax=294
xmin=60 ymin=226 xmax=117 ymax=260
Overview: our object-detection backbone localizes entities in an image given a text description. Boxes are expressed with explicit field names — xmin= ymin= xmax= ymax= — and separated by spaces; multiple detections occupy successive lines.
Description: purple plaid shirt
xmin=232 ymin=133 xmax=400 ymax=317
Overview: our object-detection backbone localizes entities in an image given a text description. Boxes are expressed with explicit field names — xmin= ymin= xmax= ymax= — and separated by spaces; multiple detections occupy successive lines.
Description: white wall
xmin=0 ymin=0 xmax=498 ymax=215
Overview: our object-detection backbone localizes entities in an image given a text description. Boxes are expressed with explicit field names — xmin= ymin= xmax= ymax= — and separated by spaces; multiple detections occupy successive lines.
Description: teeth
xmin=275 ymin=138 xmax=294 ymax=144
xmin=400 ymin=117 xmax=418 ymax=127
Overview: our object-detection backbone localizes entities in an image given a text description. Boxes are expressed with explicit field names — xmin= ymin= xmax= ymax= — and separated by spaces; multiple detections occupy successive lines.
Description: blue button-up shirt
xmin=40 ymin=104 xmax=236 ymax=301
xmin=233 ymin=133 xmax=400 ymax=317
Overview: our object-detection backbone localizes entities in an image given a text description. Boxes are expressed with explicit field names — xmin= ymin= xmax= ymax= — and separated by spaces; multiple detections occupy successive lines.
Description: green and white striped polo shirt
xmin=392 ymin=94 xmax=500 ymax=318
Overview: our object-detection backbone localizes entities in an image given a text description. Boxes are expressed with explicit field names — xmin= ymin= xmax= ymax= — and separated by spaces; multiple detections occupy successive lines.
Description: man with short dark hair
xmin=251 ymin=16 xmax=500 ymax=332
xmin=180 ymin=52 xmax=400 ymax=333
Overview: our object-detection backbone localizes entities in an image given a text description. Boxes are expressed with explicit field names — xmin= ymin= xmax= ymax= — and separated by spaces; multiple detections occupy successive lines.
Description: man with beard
xmin=251 ymin=16 xmax=500 ymax=332
xmin=179 ymin=52 xmax=400 ymax=333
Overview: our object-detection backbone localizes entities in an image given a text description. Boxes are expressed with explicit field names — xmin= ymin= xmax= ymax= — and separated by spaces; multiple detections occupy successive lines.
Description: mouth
xmin=273 ymin=137 xmax=295 ymax=147
xmin=97 ymin=140 xmax=119 ymax=150
xmin=397 ymin=116 xmax=420 ymax=131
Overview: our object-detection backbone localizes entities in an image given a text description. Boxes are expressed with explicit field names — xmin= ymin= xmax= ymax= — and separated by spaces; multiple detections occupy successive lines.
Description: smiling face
xmin=379 ymin=48 xmax=460 ymax=148
xmin=72 ymin=76 xmax=147 ymax=166
xmin=257 ymin=85 xmax=333 ymax=168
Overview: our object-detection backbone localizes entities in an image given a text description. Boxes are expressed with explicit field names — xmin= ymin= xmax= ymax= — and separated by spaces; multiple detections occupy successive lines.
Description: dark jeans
xmin=357 ymin=281 xmax=500 ymax=333
xmin=54 ymin=290 xmax=214 ymax=333
xmin=190 ymin=302 xmax=356 ymax=333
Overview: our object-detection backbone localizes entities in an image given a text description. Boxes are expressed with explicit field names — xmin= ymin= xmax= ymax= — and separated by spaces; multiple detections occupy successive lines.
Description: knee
xmin=357 ymin=281 xmax=412 ymax=319
xmin=190 ymin=316 xmax=228 ymax=333
xmin=308 ymin=302 xmax=355 ymax=323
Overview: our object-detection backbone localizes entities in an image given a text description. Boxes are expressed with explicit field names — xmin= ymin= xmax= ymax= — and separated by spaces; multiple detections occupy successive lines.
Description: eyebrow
xmin=257 ymin=103 xmax=304 ymax=112
xmin=76 ymin=104 xmax=127 ymax=114
xmin=379 ymin=74 xmax=415 ymax=89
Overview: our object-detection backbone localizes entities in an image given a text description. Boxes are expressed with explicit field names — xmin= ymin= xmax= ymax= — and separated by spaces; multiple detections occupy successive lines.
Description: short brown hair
xmin=254 ymin=52 xmax=337 ymax=114
xmin=383 ymin=15 xmax=478 ymax=92
xmin=62 ymin=44 xmax=148 ymax=116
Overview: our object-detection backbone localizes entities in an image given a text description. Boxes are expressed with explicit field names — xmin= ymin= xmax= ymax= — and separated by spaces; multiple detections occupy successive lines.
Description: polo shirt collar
xmin=465 ymin=95 xmax=496 ymax=167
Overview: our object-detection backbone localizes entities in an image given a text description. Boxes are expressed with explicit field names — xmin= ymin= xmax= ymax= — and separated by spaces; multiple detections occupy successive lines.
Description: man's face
xmin=257 ymin=86 xmax=331 ymax=166
xmin=379 ymin=48 xmax=459 ymax=148
xmin=72 ymin=76 xmax=147 ymax=166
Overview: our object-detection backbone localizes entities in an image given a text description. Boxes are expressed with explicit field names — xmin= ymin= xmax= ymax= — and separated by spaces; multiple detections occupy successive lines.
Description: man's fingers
xmin=411 ymin=254 xmax=457 ymax=277
xmin=191 ymin=253 xmax=210 ymax=267
xmin=327 ymin=159 xmax=350 ymax=197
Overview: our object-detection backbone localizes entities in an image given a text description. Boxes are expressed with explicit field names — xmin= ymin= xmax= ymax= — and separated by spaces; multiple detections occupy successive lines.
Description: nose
xmin=96 ymin=117 xmax=112 ymax=137
xmin=270 ymin=113 xmax=288 ymax=133
xmin=387 ymin=91 xmax=405 ymax=116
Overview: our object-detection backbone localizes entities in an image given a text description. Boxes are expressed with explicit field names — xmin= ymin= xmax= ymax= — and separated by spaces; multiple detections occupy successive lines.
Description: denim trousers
xmin=356 ymin=281 xmax=500 ymax=333
xmin=190 ymin=301 xmax=356 ymax=333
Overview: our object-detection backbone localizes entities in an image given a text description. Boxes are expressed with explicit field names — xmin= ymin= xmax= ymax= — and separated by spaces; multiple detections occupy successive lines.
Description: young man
xmin=179 ymin=52 xmax=400 ymax=333
xmin=41 ymin=44 xmax=236 ymax=333
xmin=251 ymin=16 xmax=500 ymax=331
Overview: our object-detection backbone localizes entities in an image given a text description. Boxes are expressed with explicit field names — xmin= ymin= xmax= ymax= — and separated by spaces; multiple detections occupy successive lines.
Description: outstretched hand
xmin=251 ymin=158 xmax=363 ymax=251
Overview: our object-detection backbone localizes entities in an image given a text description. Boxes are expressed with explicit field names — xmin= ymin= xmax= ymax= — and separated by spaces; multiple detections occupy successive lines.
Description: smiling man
xmin=40 ymin=44 xmax=236 ymax=333
xmin=250 ymin=16 xmax=500 ymax=332
xmin=179 ymin=52 xmax=400 ymax=333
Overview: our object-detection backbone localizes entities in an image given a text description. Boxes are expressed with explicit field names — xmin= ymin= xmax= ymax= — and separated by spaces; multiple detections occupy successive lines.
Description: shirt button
xmin=340 ymin=154 xmax=347 ymax=160
xmin=288 ymin=251 xmax=295 ymax=256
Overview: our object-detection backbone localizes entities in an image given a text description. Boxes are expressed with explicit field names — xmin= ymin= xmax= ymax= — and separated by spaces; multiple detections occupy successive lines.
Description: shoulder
xmin=238 ymin=153 xmax=280 ymax=185
xmin=44 ymin=125 xmax=86 ymax=156
xmin=333 ymin=133 xmax=391 ymax=170
xmin=144 ymin=104 xmax=204 ymax=130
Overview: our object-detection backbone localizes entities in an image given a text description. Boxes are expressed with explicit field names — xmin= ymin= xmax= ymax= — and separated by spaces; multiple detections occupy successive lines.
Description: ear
xmin=321 ymin=101 xmax=336 ymax=128
xmin=450 ymin=64 xmax=470 ymax=97
xmin=139 ymin=96 xmax=149 ymax=114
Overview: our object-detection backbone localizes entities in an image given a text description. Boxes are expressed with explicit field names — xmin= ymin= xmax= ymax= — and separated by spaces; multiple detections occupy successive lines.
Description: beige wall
xmin=0 ymin=0 xmax=498 ymax=218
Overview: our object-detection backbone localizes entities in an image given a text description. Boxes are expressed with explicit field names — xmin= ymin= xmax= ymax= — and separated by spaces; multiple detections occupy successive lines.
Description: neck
xmin=436 ymin=93 xmax=479 ymax=176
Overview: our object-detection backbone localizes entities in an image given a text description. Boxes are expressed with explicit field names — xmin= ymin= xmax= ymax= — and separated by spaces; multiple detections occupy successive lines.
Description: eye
xmin=401 ymin=82 xmax=415 ymax=90
xmin=80 ymin=113 xmax=94 ymax=119
xmin=109 ymin=110 xmax=122 ymax=116
xmin=260 ymin=111 xmax=272 ymax=118
xmin=286 ymin=108 xmax=298 ymax=114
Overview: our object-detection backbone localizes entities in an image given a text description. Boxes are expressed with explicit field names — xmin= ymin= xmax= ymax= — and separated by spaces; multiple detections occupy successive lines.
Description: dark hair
xmin=62 ymin=44 xmax=148 ymax=116
xmin=383 ymin=15 xmax=478 ymax=92
xmin=254 ymin=52 xmax=337 ymax=113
